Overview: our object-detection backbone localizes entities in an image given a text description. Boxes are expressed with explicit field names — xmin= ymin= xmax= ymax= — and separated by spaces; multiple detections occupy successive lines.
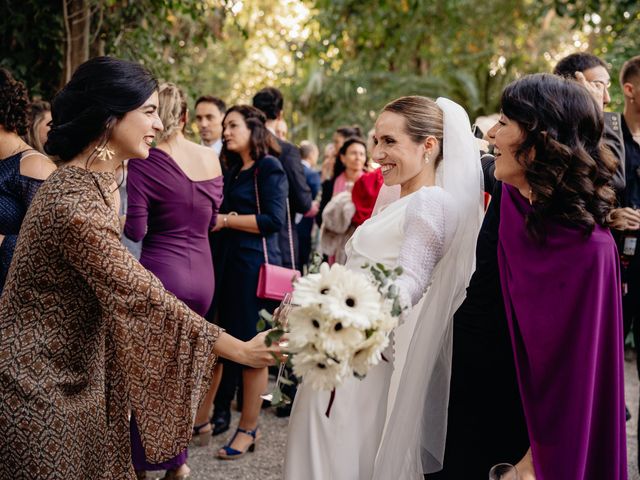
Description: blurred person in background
xmin=296 ymin=140 xmax=321 ymax=270
xmin=0 ymin=68 xmax=55 ymax=294
xmin=25 ymin=99 xmax=51 ymax=154
xmin=195 ymin=95 xmax=226 ymax=156
xmin=124 ymin=82 xmax=224 ymax=479
xmin=275 ymin=118 xmax=288 ymax=141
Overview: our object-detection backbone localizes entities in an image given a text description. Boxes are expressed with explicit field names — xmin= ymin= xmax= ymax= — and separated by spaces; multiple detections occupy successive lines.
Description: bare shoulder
xmin=191 ymin=141 xmax=222 ymax=177
xmin=20 ymin=152 xmax=56 ymax=180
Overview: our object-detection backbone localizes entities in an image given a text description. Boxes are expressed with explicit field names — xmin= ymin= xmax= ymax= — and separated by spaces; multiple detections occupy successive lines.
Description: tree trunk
xmin=62 ymin=0 xmax=91 ymax=84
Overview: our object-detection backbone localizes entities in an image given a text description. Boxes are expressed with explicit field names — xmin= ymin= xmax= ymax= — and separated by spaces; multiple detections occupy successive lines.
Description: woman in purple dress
xmin=493 ymin=74 xmax=626 ymax=479
xmin=124 ymin=83 xmax=223 ymax=480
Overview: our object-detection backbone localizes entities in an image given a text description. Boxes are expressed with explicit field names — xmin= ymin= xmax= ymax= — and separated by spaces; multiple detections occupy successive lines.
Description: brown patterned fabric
xmin=0 ymin=166 xmax=220 ymax=479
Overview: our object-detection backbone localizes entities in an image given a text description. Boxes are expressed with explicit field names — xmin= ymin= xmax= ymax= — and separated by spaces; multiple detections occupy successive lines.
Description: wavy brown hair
xmin=500 ymin=73 xmax=617 ymax=241
xmin=0 ymin=68 xmax=30 ymax=136
xmin=220 ymin=105 xmax=280 ymax=171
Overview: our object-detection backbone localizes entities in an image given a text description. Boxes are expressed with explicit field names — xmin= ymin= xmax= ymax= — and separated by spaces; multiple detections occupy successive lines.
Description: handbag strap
xmin=253 ymin=167 xmax=296 ymax=270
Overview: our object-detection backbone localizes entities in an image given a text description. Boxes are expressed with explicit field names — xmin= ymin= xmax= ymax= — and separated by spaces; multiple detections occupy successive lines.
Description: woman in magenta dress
xmin=124 ymin=83 xmax=223 ymax=479
xmin=493 ymin=74 xmax=626 ymax=479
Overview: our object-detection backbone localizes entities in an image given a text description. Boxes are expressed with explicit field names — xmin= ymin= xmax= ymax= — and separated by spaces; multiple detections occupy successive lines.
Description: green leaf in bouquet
xmin=266 ymin=329 xmax=285 ymax=345
xmin=279 ymin=376 xmax=294 ymax=386
xmin=258 ymin=309 xmax=274 ymax=325
xmin=271 ymin=387 xmax=283 ymax=405
xmin=256 ymin=318 xmax=267 ymax=332
xmin=394 ymin=266 xmax=404 ymax=276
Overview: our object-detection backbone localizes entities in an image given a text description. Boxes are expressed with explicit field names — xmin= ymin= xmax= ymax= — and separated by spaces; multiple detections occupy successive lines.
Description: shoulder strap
xmin=254 ymin=167 xmax=296 ymax=269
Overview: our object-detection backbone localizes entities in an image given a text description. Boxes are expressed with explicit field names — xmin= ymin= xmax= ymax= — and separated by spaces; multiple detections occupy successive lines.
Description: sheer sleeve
xmin=58 ymin=198 xmax=220 ymax=462
xmin=394 ymin=188 xmax=452 ymax=314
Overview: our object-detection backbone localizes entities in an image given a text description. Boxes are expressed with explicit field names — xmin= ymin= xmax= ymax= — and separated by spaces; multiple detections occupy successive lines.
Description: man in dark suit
xmin=253 ymin=87 xmax=313 ymax=270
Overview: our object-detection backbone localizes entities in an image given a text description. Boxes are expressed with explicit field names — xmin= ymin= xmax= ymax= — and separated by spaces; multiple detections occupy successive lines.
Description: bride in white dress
xmin=284 ymin=96 xmax=483 ymax=479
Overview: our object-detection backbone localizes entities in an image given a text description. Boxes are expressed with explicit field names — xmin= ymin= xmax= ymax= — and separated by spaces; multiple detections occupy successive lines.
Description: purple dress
xmin=498 ymin=184 xmax=626 ymax=479
xmin=124 ymin=147 xmax=223 ymax=471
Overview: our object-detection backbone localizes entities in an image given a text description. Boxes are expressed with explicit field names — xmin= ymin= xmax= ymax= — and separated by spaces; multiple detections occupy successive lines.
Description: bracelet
xmin=223 ymin=211 xmax=238 ymax=229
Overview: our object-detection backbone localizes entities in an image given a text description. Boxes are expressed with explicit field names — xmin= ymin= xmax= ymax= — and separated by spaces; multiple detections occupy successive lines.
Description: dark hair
xmin=0 ymin=68 xmax=30 ymax=136
xmin=553 ymin=53 xmax=607 ymax=78
xmin=220 ymin=105 xmax=281 ymax=170
xmin=252 ymin=87 xmax=284 ymax=120
xmin=45 ymin=56 xmax=158 ymax=163
xmin=500 ymin=73 xmax=616 ymax=241
xmin=195 ymin=95 xmax=226 ymax=114
xmin=333 ymin=136 xmax=368 ymax=179
xmin=335 ymin=125 xmax=362 ymax=139
xmin=26 ymin=99 xmax=51 ymax=153
xmin=620 ymin=55 xmax=640 ymax=86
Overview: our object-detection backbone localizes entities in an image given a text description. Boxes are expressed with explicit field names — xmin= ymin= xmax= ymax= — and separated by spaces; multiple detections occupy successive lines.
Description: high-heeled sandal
xmin=217 ymin=426 xmax=259 ymax=460
xmin=191 ymin=421 xmax=212 ymax=447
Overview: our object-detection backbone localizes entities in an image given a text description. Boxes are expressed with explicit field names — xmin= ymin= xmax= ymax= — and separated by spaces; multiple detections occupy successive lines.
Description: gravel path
xmin=147 ymin=359 xmax=640 ymax=480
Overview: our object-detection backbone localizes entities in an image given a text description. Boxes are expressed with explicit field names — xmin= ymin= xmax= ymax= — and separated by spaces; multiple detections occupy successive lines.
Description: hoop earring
xmin=95 ymin=144 xmax=115 ymax=162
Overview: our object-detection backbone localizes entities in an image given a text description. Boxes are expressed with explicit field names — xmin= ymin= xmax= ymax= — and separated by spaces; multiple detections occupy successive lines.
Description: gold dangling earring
xmin=528 ymin=188 xmax=533 ymax=206
xmin=423 ymin=153 xmax=430 ymax=165
xmin=95 ymin=144 xmax=115 ymax=162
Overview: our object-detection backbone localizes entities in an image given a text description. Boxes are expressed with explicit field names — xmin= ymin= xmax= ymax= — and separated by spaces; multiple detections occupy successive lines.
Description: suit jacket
xmin=274 ymin=136 xmax=312 ymax=268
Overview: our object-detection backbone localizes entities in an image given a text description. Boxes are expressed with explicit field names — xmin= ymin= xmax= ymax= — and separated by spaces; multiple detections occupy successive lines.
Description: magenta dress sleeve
xmin=124 ymin=159 xmax=150 ymax=242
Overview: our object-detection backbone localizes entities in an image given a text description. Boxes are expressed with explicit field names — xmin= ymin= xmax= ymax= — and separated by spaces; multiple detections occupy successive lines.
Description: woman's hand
xmin=607 ymin=207 xmax=640 ymax=231
xmin=239 ymin=331 xmax=282 ymax=368
xmin=515 ymin=448 xmax=536 ymax=480
xmin=211 ymin=214 xmax=225 ymax=232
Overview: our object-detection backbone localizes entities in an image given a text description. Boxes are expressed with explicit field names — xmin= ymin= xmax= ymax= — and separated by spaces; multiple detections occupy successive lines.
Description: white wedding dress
xmin=284 ymin=186 xmax=457 ymax=480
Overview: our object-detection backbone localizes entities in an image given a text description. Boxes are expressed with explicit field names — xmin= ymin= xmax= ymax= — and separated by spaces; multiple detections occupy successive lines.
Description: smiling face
xmin=582 ymin=65 xmax=611 ymax=107
xmin=222 ymin=111 xmax=251 ymax=154
xmin=110 ymin=91 xmax=163 ymax=160
xmin=340 ymin=141 xmax=367 ymax=174
xmin=372 ymin=111 xmax=436 ymax=187
xmin=492 ymin=113 xmax=528 ymax=188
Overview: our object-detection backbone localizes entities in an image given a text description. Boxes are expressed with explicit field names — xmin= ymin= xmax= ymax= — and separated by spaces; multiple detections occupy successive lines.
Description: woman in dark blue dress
xmin=0 ymin=68 xmax=55 ymax=294
xmin=195 ymin=105 xmax=288 ymax=459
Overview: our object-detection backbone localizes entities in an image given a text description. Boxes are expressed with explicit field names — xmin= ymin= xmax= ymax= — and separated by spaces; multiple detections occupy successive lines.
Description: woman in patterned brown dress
xmin=0 ymin=57 xmax=276 ymax=480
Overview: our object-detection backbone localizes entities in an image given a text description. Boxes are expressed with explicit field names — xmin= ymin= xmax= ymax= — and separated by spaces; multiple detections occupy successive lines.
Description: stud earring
xmin=95 ymin=144 xmax=115 ymax=162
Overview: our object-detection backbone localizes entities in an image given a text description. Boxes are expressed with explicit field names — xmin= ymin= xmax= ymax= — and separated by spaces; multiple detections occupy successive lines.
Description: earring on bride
xmin=95 ymin=144 xmax=115 ymax=162
xmin=423 ymin=153 xmax=430 ymax=164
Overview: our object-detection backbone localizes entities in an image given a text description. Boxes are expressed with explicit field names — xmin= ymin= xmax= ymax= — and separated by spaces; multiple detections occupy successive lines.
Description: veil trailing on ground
xmin=372 ymin=98 xmax=484 ymax=478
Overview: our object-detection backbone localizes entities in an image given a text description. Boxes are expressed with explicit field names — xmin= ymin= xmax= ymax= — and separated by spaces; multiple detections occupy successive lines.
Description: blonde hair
xmin=382 ymin=96 xmax=443 ymax=164
xmin=26 ymin=99 xmax=51 ymax=154
xmin=157 ymin=82 xmax=187 ymax=143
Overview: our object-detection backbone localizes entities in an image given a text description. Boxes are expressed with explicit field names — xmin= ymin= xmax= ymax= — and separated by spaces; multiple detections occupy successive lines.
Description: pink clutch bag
xmin=253 ymin=167 xmax=300 ymax=301
xmin=257 ymin=264 xmax=300 ymax=301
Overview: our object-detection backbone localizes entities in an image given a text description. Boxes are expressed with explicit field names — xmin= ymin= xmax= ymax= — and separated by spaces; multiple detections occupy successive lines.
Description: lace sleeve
xmin=394 ymin=188 xmax=456 ymax=313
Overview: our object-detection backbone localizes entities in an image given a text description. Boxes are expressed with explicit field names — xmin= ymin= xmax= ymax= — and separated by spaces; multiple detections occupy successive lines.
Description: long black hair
xmin=500 ymin=73 xmax=616 ymax=240
xmin=45 ymin=56 xmax=158 ymax=164
xmin=220 ymin=105 xmax=281 ymax=171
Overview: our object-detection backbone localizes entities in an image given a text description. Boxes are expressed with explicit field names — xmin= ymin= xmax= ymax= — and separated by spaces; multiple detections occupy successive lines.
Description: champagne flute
xmin=489 ymin=463 xmax=519 ymax=480
xmin=261 ymin=293 xmax=293 ymax=403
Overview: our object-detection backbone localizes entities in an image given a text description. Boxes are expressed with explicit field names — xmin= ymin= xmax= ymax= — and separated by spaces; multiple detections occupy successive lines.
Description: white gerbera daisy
xmin=292 ymin=346 xmax=349 ymax=391
xmin=286 ymin=305 xmax=328 ymax=352
xmin=319 ymin=318 xmax=366 ymax=361
xmin=318 ymin=265 xmax=382 ymax=330
xmin=351 ymin=330 xmax=390 ymax=377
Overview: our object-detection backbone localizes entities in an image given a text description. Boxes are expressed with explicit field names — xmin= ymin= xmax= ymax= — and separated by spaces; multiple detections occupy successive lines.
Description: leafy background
xmin=2 ymin=0 xmax=638 ymax=145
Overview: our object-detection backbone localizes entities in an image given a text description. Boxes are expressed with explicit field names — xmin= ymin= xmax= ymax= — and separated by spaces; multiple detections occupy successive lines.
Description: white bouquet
xmin=286 ymin=262 xmax=404 ymax=393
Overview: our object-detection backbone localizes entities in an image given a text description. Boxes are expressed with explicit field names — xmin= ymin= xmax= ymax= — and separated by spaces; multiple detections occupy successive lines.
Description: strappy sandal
xmin=217 ymin=426 xmax=259 ymax=460
xmin=191 ymin=421 xmax=212 ymax=447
